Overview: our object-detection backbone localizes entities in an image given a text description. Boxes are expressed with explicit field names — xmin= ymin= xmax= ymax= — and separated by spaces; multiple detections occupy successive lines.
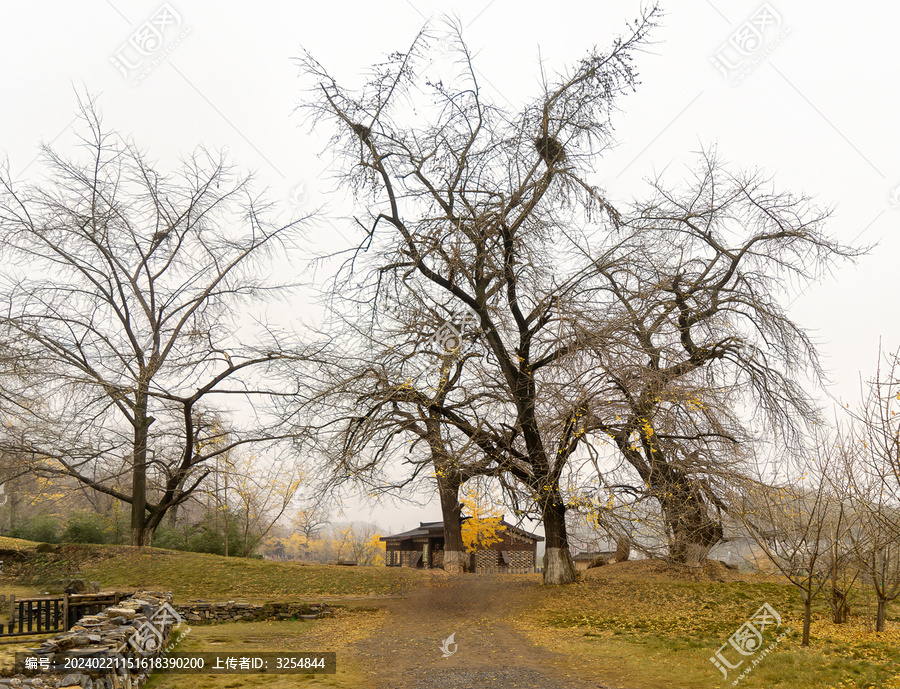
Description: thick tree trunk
xmin=661 ymin=481 xmax=723 ymax=567
xmin=541 ymin=492 xmax=576 ymax=585
xmin=876 ymin=598 xmax=887 ymax=632
xmin=426 ymin=404 xmax=468 ymax=575
xmin=436 ymin=470 xmax=466 ymax=574
xmin=444 ymin=549 xmax=468 ymax=574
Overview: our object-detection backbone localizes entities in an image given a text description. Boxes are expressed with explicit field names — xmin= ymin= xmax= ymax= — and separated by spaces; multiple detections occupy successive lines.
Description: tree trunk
xmin=427 ymin=405 xmax=467 ymax=575
xmin=660 ymin=480 xmax=723 ymax=567
xmin=876 ymin=597 xmax=887 ymax=632
xmin=6 ymin=477 xmax=19 ymax=533
xmin=831 ymin=586 xmax=850 ymax=624
xmin=541 ymin=492 xmax=576 ymax=585
xmin=437 ymin=472 xmax=466 ymax=574
xmin=802 ymin=595 xmax=812 ymax=646
xmin=131 ymin=390 xmax=152 ymax=547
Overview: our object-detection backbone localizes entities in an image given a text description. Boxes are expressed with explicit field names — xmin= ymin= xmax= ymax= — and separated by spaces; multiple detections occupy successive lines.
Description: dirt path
xmin=344 ymin=574 xmax=614 ymax=689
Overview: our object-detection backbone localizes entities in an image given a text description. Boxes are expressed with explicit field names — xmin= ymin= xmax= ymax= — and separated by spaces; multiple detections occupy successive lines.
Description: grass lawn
xmin=2 ymin=539 xmax=900 ymax=687
xmin=1 ymin=540 xmax=420 ymax=599
xmin=514 ymin=561 xmax=900 ymax=689
xmin=144 ymin=613 xmax=387 ymax=689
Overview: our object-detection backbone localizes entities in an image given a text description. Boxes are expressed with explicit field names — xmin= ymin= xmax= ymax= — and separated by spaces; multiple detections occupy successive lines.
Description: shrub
xmin=152 ymin=509 xmax=248 ymax=556
xmin=8 ymin=514 xmax=60 ymax=543
xmin=60 ymin=512 xmax=107 ymax=544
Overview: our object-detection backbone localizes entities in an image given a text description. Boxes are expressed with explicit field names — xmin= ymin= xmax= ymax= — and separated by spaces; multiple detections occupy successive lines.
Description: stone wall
xmin=0 ymin=595 xmax=336 ymax=688
xmin=1 ymin=591 xmax=179 ymax=689
xmin=174 ymin=601 xmax=333 ymax=623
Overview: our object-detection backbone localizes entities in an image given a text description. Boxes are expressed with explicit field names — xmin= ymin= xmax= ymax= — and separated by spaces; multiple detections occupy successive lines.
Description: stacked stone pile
xmin=0 ymin=591 xmax=177 ymax=689
xmin=0 ymin=594 xmax=333 ymax=688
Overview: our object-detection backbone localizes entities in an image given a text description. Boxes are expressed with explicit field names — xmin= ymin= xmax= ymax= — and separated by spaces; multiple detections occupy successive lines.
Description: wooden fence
xmin=1 ymin=592 xmax=128 ymax=637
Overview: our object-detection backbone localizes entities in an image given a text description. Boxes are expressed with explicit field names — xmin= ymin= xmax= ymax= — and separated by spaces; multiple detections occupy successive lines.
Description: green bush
xmin=8 ymin=514 xmax=60 ymax=543
xmin=60 ymin=512 xmax=107 ymax=544
xmin=152 ymin=509 xmax=249 ymax=556
xmin=152 ymin=525 xmax=188 ymax=551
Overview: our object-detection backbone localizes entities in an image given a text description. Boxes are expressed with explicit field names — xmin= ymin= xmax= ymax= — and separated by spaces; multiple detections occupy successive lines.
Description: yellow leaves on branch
xmin=460 ymin=484 xmax=505 ymax=553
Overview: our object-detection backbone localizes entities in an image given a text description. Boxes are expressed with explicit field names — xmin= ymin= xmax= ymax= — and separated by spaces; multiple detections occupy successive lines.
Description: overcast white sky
xmin=1 ymin=1 xmax=898 ymax=535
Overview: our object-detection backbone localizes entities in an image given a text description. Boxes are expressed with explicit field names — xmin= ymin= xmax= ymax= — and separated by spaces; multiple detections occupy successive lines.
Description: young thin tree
xmin=735 ymin=436 xmax=850 ymax=646
xmin=847 ymin=348 xmax=900 ymax=631
xmin=459 ymin=481 xmax=506 ymax=558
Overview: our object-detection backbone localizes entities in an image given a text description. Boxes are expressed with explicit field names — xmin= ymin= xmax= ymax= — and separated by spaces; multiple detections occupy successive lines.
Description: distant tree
xmin=293 ymin=499 xmax=331 ymax=541
xmin=210 ymin=451 xmax=302 ymax=557
xmin=327 ymin=522 xmax=384 ymax=565
xmin=844 ymin=347 xmax=900 ymax=631
xmin=735 ymin=435 xmax=851 ymax=646
xmin=0 ymin=99 xmax=310 ymax=546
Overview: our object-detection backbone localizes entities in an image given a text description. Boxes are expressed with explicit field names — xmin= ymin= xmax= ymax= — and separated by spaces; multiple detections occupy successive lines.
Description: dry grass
xmin=2 ymin=542 xmax=420 ymax=599
xmin=144 ymin=611 xmax=388 ymax=689
xmin=513 ymin=560 xmax=900 ymax=688
xmin=3 ymin=541 xmax=900 ymax=687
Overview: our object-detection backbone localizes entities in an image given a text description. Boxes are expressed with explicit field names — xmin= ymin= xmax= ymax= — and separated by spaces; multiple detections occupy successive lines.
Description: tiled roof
xmin=380 ymin=518 xmax=543 ymax=542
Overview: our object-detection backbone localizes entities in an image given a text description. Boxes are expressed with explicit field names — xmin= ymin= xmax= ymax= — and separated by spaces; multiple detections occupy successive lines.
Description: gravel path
xmin=346 ymin=574 xmax=616 ymax=689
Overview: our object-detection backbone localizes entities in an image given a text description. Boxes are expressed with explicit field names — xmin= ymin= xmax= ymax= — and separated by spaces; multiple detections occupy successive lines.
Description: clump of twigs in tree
xmin=351 ymin=123 xmax=371 ymax=140
xmin=535 ymin=134 xmax=565 ymax=165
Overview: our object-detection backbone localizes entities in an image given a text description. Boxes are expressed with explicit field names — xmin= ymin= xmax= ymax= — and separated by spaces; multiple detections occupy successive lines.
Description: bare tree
xmin=297 ymin=7 xmax=857 ymax=581
xmin=851 ymin=505 xmax=900 ymax=632
xmin=846 ymin=347 xmax=900 ymax=631
xmin=310 ymin=330 xmax=503 ymax=574
xmin=297 ymin=10 xmax=660 ymax=584
xmin=293 ymin=498 xmax=331 ymax=541
xmin=208 ymin=449 xmax=302 ymax=557
xmin=0 ymin=99 xmax=309 ymax=545
xmin=734 ymin=436 xmax=851 ymax=646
